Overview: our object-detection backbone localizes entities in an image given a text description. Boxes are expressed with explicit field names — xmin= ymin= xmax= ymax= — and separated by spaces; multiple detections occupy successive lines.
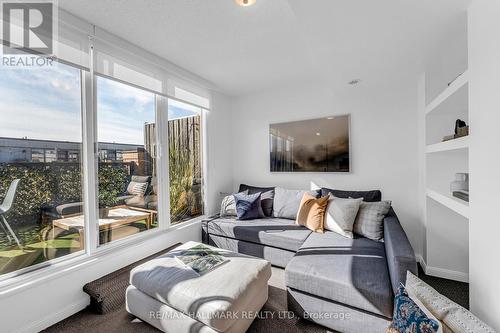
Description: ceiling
xmin=59 ymin=0 xmax=471 ymax=96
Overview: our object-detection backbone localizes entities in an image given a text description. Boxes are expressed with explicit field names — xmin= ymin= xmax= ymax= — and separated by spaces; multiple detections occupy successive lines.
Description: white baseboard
xmin=15 ymin=296 xmax=89 ymax=333
xmin=416 ymin=254 xmax=426 ymax=272
xmin=425 ymin=266 xmax=469 ymax=283
xmin=416 ymin=254 xmax=469 ymax=283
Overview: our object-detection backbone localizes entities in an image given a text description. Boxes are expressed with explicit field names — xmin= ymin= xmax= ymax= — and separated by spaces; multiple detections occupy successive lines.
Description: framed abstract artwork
xmin=269 ymin=115 xmax=350 ymax=172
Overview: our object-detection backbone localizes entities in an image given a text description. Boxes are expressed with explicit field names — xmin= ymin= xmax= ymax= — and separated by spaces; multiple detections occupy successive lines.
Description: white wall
xmin=230 ymin=80 xmax=422 ymax=256
xmin=205 ymin=92 xmax=235 ymax=215
xmin=468 ymin=0 xmax=500 ymax=330
xmin=417 ymin=12 xmax=470 ymax=282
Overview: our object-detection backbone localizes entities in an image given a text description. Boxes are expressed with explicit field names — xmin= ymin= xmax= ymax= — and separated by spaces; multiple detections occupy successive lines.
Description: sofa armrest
xmin=384 ymin=208 xmax=417 ymax=294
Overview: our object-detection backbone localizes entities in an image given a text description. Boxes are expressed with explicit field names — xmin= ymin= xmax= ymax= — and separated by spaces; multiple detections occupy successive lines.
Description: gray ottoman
xmin=126 ymin=241 xmax=272 ymax=333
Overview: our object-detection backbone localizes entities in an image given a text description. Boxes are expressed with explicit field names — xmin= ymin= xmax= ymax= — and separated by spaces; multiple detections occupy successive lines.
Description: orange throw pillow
xmin=296 ymin=193 xmax=329 ymax=233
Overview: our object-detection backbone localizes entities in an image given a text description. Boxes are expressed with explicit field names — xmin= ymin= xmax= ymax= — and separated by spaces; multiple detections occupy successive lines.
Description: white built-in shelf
xmin=426 ymin=70 xmax=469 ymax=115
xmin=426 ymin=136 xmax=469 ymax=153
xmin=426 ymin=188 xmax=469 ymax=219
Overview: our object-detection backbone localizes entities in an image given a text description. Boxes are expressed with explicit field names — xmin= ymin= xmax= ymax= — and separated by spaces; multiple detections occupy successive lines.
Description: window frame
xmin=0 ymin=62 xmax=88 ymax=282
xmin=88 ymin=72 xmax=169 ymax=252
xmin=0 ymin=52 xmax=209 ymax=285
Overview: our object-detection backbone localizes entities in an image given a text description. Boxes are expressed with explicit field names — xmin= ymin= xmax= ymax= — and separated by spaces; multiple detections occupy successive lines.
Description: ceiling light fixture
xmin=235 ymin=0 xmax=256 ymax=7
xmin=348 ymin=79 xmax=361 ymax=85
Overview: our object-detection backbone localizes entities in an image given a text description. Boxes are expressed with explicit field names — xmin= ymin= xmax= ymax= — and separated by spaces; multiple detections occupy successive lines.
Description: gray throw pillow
xmin=234 ymin=192 xmax=264 ymax=220
xmin=324 ymin=196 xmax=363 ymax=238
xmin=273 ymin=187 xmax=319 ymax=220
xmin=353 ymin=201 xmax=392 ymax=241
xmin=220 ymin=190 xmax=248 ymax=217
xmin=239 ymin=184 xmax=275 ymax=216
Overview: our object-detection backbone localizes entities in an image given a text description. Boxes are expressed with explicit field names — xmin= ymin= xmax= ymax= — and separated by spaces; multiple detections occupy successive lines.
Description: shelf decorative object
xmin=453 ymin=191 xmax=469 ymax=202
xmin=450 ymin=173 xmax=469 ymax=202
xmin=442 ymin=119 xmax=469 ymax=142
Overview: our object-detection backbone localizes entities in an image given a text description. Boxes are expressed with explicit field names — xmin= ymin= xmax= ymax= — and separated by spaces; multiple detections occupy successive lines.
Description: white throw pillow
xmin=405 ymin=286 xmax=444 ymax=333
xmin=127 ymin=181 xmax=148 ymax=197
xmin=220 ymin=190 xmax=248 ymax=217
xmin=405 ymin=271 xmax=495 ymax=333
xmin=324 ymin=196 xmax=362 ymax=238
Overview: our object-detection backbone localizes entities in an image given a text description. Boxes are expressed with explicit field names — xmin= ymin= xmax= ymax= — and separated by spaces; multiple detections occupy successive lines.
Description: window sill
xmin=0 ymin=216 xmax=205 ymax=297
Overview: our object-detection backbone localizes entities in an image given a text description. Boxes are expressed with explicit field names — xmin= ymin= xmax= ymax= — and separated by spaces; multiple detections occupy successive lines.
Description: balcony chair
xmin=0 ymin=179 xmax=22 ymax=249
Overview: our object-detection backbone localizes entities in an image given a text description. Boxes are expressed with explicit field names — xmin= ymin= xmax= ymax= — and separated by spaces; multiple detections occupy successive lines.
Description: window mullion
xmin=201 ymin=109 xmax=208 ymax=216
xmin=82 ymin=38 xmax=98 ymax=254
xmin=156 ymin=95 xmax=171 ymax=230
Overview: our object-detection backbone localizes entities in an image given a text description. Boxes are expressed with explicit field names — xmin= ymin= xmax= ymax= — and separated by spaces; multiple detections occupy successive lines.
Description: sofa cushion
xmin=124 ymin=195 xmax=147 ymax=208
xmin=206 ymin=217 xmax=312 ymax=252
xmin=273 ymin=187 xmax=320 ymax=220
xmin=321 ymin=187 xmax=382 ymax=202
xmin=131 ymin=175 xmax=150 ymax=183
xmin=147 ymin=200 xmax=157 ymax=210
xmin=286 ymin=231 xmax=394 ymax=318
xmin=55 ymin=202 xmax=83 ymax=216
xmin=234 ymin=192 xmax=265 ymax=220
xmin=239 ymin=184 xmax=275 ymax=217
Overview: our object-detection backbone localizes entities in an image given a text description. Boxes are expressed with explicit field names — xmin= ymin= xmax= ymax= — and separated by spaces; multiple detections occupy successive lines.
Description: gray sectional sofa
xmin=202 ymin=185 xmax=417 ymax=333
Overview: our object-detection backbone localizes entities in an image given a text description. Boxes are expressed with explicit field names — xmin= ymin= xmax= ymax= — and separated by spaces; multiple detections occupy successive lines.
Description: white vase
xmin=450 ymin=173 xmax=469 ymax=192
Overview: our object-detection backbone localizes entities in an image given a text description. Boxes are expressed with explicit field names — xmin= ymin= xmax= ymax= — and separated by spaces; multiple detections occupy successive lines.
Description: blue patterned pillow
xmin=234 ymin=192 xmax=264 ymax=220
xmin=388 ymin=286 xmax=439 ymax=333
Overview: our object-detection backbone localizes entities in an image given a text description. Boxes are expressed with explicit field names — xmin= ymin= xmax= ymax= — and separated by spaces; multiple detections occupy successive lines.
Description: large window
xmin=0 ymin=60 xmax=85 ymax=276
xmin=0 ymin=34 xmax=209 ymax=279
xmin=96 ymin=77 xmax=158 ymax=246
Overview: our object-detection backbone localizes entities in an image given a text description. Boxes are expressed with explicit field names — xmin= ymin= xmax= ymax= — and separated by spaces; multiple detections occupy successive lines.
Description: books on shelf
xmin=452 ymin=190 xmax=469 ymax=202
xmin=175 ymin=244 xmax=228 ymax=275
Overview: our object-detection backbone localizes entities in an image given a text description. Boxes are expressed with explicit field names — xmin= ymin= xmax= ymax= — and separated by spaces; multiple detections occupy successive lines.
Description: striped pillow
xmin=127 ymin=181 xmax=148 ymax=197
xmin=220 ymin=190 xmax=248 ymax=217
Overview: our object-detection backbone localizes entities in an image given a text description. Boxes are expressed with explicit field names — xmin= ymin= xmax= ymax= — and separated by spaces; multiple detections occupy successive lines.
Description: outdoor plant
xmin=0 ymin=164 xmax=53 ymax=221
xmin=97 ymin=164 xmax=128 ymax=208
xmin=169 ymin=140 xmax=195 ymax=222
xmin=51 ymin=164 xmax=82 ymax=203
xmin=0 ymin=162 xmax=130 ymax=223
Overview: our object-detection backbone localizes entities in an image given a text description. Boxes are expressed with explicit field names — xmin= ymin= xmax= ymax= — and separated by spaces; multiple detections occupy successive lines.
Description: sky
xmin=0 ymin=62 xmax=200 ymax=145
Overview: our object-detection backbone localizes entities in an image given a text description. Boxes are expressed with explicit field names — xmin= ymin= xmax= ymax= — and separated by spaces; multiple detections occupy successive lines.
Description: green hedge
xmin=0 ymin=162 xmax=129 ymax=222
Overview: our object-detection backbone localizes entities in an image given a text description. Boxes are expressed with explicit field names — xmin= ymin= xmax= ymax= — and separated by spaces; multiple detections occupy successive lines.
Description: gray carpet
xmin=43 ymin=266 xmax=329 ymax=333
xmin=42 ymin=262 xmax=468 ymax=333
